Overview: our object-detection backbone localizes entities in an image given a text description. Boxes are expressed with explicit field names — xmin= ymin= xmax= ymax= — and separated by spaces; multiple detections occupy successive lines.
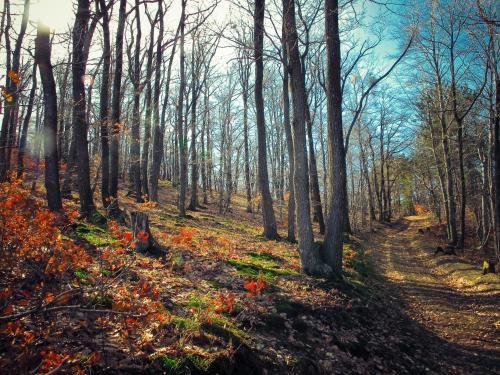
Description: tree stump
xmin=130 ymin=211 xmax=166 ymax=256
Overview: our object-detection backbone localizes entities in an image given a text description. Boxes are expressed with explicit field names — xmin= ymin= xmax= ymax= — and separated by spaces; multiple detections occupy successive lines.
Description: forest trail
xmin=367 ymin=216 xmax=500 ymax=374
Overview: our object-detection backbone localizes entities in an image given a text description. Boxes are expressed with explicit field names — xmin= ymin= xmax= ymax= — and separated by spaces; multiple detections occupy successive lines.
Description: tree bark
xmin=98 ymin=0 xmax=111 ymax=207
xmin=72 ymin=0 xmax=95 ymax=219
xmin=324 ymin=0 xmax=346 ymax=275
xmin=283 ymin=0 xmax=331 ymax=277
xmin=35 ymin=22 xmax=62 ymax=211
xmin=177 ymin=0 xmax=187 ymax=216
xmin=130 ymin=0 xmax=143 ymax=202
xmin=281 ymin=30 xmax=296 ymax=242
xmin=130 ymin=211 xmax=166 ymax=256
xmin=109 ymin=0 xmax=127 ymax=217
xmin=0 ymin=0 xmax=29 ymax=180
xmin=17 ymin=63 xmax=37 ymax=177
xmin=255 ymin=0 xmax=278 ymax=239
xmin=305 ymin=100 xmax=325 ymax=233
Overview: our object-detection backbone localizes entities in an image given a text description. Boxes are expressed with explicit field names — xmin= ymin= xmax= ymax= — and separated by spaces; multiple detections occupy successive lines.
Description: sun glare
xmin=30 ymin=0 xmax=73 ymax=32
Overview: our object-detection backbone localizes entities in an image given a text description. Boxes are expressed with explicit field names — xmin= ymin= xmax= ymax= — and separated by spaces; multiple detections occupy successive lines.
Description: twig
xmin=44 ymin=356 xmax=70 ymax=375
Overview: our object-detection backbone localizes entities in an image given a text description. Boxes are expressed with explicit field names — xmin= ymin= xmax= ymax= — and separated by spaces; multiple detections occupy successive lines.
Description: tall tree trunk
xmin=142 ymin=12 xmax=157 ymax=199
xmin=188 ymin=35 xmax=199 ymax=210
xmin=177 ymin=0 xmax=187 ymax=216
xmin=99 ymin=0 xmax=111 ymax=207
xmin=35 ymin=22 xmax=62 ymax=211
xmin=324 ymin=0 xmax=346 ymax=275
xmin=255 ymin=0 xmax=278 ymax=239
xmin=17 ymin=63 xmax=37 ymax=177
xmin=72 ymin=0 xmax=95 ymax=219
xmin=238 ymin=51 xmax=253 ymax=213
xmin=494 ymin=71 xmax=500 ymax=259
xmin=57 ymin=56 xmax=70 ymax=164
xmin=283 ymin=0 xmax=331 ymax=276
xmin=150 ymin=6 xmax=176 ymax=201
xmin=130 ymin=0 xmax=143 ymax=202
xmin=201 ymin=87 xmax=209 ymax=204
xmin=0 ymin=0 xmax=29 ymax=180
xmin=281 ymin=30 xmax=295 ymax=242
xmin=150 ymin=1 xmax=166 ymax=201
xmin=305 ymin=101 xmax=325 ymax=233
xmin=109 ymin=0 xmax=126 ymax=216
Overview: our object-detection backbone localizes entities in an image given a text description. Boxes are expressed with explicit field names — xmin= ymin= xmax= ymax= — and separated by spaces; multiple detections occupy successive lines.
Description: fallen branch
xmin=0 ymin=304 xmax=146 ymax=322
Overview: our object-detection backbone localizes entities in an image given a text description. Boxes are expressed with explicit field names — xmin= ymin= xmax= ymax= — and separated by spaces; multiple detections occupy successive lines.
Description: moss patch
xmin=227 ymin=258 xmax=298 ymax=280
xmin=75 ymin=222 xmax=117 ymax=246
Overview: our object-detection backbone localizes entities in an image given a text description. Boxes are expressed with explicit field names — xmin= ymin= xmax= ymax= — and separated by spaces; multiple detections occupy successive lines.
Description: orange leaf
xmin=44 ymin=292 xmax=54 ymax=303
xmin=8 ymin=70 xmax=20 ymax=84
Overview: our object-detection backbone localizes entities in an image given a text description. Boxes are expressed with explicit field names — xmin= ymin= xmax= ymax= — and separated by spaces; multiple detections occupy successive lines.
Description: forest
xmin=0 ymin=0 xmax=498 ymax=373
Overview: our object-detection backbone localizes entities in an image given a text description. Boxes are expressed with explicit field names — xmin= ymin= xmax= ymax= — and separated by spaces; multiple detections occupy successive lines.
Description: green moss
xmin=155 ymin=355 xmax=182 ymax=371
xmin=171 ymin=315 xmax=199 ymax=331
xmin=227 ymin=259 xmax=298 ymax=280
xmin=74 ymin=268 xmax=94 ymax=285
xmin=186 ymin=295 xmax=209 ymax=310
xmin=101 ymin=268 xmax=113 ymax=277
xmin=155 ymin=353 xmax=213 ymax=374
xmin=185 ymin=353 xmax=213 ymax=372
xmin=75 ymin=222 xmax=117 ymax=246
xmin=246 ymin=252 xmax=281 ymax=262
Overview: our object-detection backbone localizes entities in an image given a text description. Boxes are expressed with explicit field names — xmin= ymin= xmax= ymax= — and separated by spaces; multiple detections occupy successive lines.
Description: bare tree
xmin=35 ymin=22 xmax=62 ymax=211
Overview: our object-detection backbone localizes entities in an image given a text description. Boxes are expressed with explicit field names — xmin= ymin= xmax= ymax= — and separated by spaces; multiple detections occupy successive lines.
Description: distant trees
xmin=408 ymin=0 xmax=492 ymax=253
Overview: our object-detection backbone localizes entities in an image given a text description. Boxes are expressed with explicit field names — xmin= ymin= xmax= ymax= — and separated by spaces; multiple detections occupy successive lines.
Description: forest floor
xmin=365 ymin=216 xmax=500 ymax=375
xmin=1 ymin=181 xmax=500 ymax=374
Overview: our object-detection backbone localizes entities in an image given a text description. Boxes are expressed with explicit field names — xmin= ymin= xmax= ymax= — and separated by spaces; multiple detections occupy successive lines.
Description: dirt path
xmin=367 ymin=216 xmax=500 ymax=374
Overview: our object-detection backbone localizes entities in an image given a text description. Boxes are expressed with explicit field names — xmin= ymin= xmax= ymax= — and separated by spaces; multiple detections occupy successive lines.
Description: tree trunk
xmin=493 ymin=71 xmax=500 ymax=260
xmin=109 ymin=0 xmax=127 ymax=217
xmin=177 ymin=0 xmax=187 ymax=216
xmin=130 ymin=1 xmax=143 ymax=202
xmin=283 ymin=0 xmax=331 ymax=276
xmin=188 ymin=36 xmax=199 ymax=210
xmin=72 ymin=0 xmax=95 ymax=219
xmin=324 ymin=0 xmax=346 ymax=275
xmin=281 ymin=30 xmax=295 ymax=242
xmin=0 ymin=0 xmax=29 ymax=181
xmin=130 ymin=211 xmax=166 ymax=256
xmin=99 ymin=0 xmax=111 ymax=207
xmin=141 ymin=12 xmax=157 ymax=200
xmin=240 ymin=64 xmax=252 ymax=213
xmin=305 ymin=100 xmax=325 ymax=233
xmin=255 ymin=0 xmax=278 ymax=239
xmin=150 ymin=1 xmax=167 ymax=202
xmin=17 ymin=63 xmax=37 ymax=177
xmin=35 ymin=22 xmax=62 ymax=211
xmin=201 ymin=87 xmax=209 ymax=204
xmin=151 ymin=6 xmax=176 ymax=201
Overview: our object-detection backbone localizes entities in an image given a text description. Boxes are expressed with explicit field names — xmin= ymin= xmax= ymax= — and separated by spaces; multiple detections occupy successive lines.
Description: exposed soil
xmin=366 ymin=216 xmax=500 ymax=375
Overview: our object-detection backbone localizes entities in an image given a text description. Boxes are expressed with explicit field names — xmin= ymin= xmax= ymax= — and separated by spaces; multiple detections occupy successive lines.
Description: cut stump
xmin=130 ymin=211 xmax=166 ymax=256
